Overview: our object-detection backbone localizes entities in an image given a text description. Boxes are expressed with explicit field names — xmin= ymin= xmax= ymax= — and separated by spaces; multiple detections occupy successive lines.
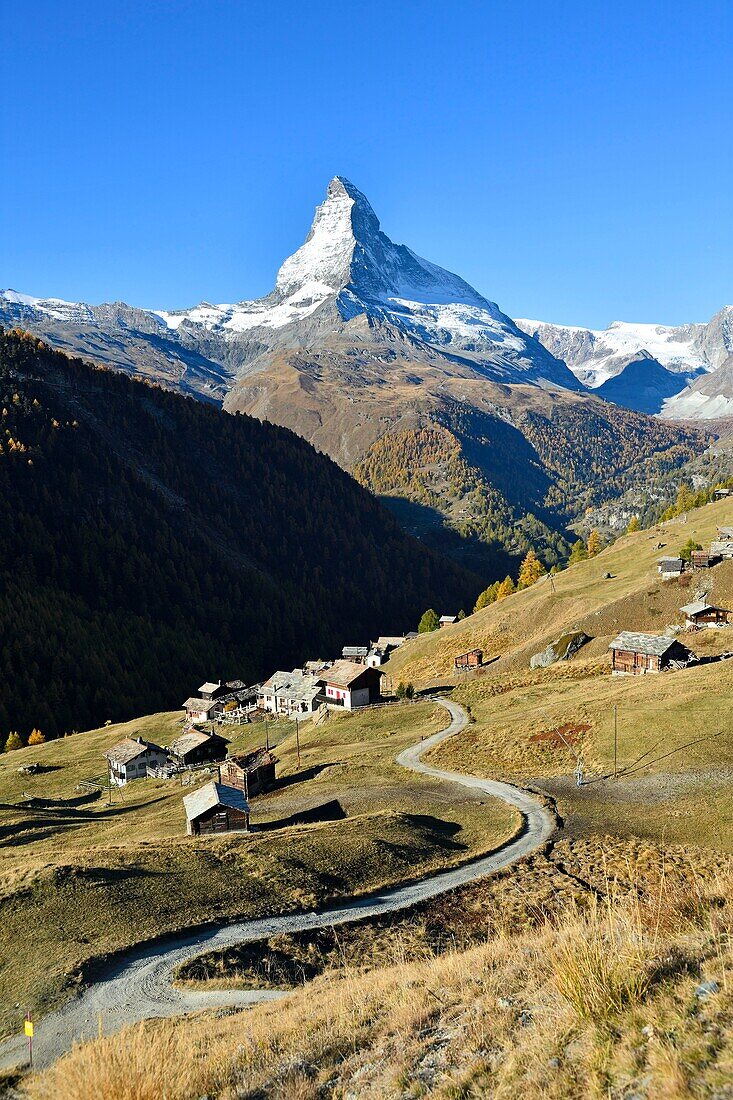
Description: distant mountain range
xmin=0 ymin=177 xmax=711 ymax=572
xmin=515 ymin=309 xmax=733 ymax=417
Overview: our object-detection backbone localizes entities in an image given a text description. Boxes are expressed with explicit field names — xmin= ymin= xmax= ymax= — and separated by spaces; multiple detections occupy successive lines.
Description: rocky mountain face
xmin=516 ymin=309 xmax=733 ymax=417
xmin=0 ymin=178 xmax=706 ymax=575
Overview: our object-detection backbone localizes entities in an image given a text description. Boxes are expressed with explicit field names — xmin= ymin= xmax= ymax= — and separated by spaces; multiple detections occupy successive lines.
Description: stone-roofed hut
xmin=609 ymin=632 xmax=694 ymax=675
xmin=184 ymin=782 xmax=250 ymax=836
xmin=219 ymin=749 xmax=277 ymax=797
xmin=169 ymin=729 xmax=230 ymax=766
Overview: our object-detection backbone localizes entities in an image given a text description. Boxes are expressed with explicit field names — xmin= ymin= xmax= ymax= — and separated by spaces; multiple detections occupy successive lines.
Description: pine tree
xmin=626 ymin=516 xmax=641 ymax=533
xmin=4 ymin=731 xmax=23 ymax=751
xmin=587 ymin=529 xmax=603 ymax=556
xmin=27 ymin=728 xmax=45 ymax=745
xmin=418 ymin=609 xmax=440 ymax=633
xmin=496 ymin=575 xmax=516 ymax=600
xmin=518 ymin=549 xmax=545 ymax=589
xmin=678 ymin=538 xmax=702 ymax=563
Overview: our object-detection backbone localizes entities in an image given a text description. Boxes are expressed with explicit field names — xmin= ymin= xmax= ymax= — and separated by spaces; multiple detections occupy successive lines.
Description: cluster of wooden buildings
xmin=104 ymin=726 xmax=233 ymax=786
xmin=658 ymin=526 xmax=733 ymax=579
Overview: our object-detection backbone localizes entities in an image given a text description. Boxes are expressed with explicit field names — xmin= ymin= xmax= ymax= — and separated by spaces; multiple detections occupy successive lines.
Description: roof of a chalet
xmin=183 ymin=696 xmax=218 ymax=711
xmin=324 ymin=659 xmax=384 ymax=688
xmin=679 ymin=601 xmax=729 ymax=616
xmin=260 ymin=669 xmax=322 ymax=701
xmin=374 ymin=636 xmax=405 ymax=649
xmin=608 ymin=632 xmax=685 ymax=657
xmin=342 ymin=646 xmax=368 ymax=657
xmin=198 ymin=681 xmax=223 ymax=695
xmin=225 ymin=748 xmax=277 ymax=773
xmin=717 ymin=526 xmax=733 ymax=538
xmin=183 ymin=781 xmax=249 ymax=822
xmin=440 ymin=615 xmax=458 ymax=623
xmin=170 ymin=729 xmax=230 ymax=757
xmin=658 ymin=557 xmax=684 ymax=568
xmin=710 ymin=541 xmax=733 ymax=554
xmin=104 ymin=736 xmax=165 ymax=765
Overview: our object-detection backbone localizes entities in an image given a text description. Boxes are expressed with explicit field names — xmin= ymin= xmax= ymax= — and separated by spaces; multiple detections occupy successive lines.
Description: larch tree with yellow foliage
xmin=518 ymin=549 xmax=546 ymax=589
xmin=587 ymin=529 xmax=603 ymax=556
xmin=496 ymin=575 xmax=516 ymax=600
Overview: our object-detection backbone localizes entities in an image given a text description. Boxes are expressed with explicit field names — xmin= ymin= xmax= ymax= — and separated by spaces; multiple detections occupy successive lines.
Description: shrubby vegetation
xmin=0 ymin=330 xmax=478 ymax=739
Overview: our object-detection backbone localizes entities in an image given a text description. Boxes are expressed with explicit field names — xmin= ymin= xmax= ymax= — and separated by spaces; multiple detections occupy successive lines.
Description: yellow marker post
xmin=24 ymin=1015 xmax=33 ymax=1066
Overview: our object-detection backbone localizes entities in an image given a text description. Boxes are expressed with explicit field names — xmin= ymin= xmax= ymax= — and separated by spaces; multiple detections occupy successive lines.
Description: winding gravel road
xmin=0 ymin=698 xmax=555 ymax=1071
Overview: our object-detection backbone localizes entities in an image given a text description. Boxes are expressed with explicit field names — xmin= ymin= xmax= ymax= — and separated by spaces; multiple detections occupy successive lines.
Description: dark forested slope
xmin=0 ymin=330 xmax=478 ymax=738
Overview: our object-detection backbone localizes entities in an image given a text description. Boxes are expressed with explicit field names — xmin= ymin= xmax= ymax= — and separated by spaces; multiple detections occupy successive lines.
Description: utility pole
xmin=264 ymin=718 xmax=269 ymax=752
xmin=613 ymin=704 xmax=618 ymax=779
xmin=24 ymin=1013 xmax=33 ymax=1068
xmin=295 ymin=716 xmax=301 ymax=770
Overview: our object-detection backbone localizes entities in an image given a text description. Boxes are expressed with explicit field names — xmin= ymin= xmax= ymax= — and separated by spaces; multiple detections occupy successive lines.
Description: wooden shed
xmin=169 ymin=729 xmax=230 ymax=767
xmin=679 ymin=601 xmax=730 ymax=629
xmin=609 ymin=632 xmax=694 ymax=675
xmin=219 ymin=749 xmax=276 ymax=797
xmin=454 ymin=649 xmax=483 ymax=671
xmin=184 ymin=782 xmax=250 ymax=836
xmin=691 ymin=550 xmax=712 ymax=569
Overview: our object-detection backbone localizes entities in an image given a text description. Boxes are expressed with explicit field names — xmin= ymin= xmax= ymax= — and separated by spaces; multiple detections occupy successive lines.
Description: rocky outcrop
xmin=530 ymin=631 xmax=591 ymax=669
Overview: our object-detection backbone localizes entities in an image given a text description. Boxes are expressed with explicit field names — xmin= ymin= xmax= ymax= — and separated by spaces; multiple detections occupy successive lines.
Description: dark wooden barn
xmin=454 ymin=649 xmax=483 ymax=671
xmin=169 ymin=729 xmax=230 ymax=767
xmin=184 ymin=781 xmax=250 ymax=836
xmin=609 ymin=631 xmax=694 ymax=675
xmin=219 ymin=749 xmax=277 ymax=797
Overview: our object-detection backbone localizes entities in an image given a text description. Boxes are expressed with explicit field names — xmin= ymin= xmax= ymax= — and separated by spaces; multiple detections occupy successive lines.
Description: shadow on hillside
xmin=271 ymin=763 xmax=336 ymax=790
xmin=255 ymin=799 xmax=347 ymax=832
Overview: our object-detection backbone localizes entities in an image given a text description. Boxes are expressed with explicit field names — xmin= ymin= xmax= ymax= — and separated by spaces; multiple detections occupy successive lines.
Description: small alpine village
xmin=4 ymin=471 xmax=733 ymax=1098
xmin=97 ymin=487 xmax=733 ymax=837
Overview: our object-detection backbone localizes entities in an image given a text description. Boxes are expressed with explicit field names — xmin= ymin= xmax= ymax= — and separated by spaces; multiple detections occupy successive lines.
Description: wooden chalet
xmin=184 ymin=782 xmax=250 ymax=836
xmin=322 ymin=660 xmax=383 ymax=709
xmin=679 ymin=600 xmax=730 ymax=629
xmin=609 ymin=632 xmax=694 ymax=675
xmin=658 ymin=557 xmax=684 ymax=579
xmin=691 ymin=549 xmax=713 ymax=569
xmin=169 ymin=729 xmax=230 ymax=766
xmin=439 ymin=615 xmax=458 ymax=628
xmin=714 ymin=488 xmax=731 ymax=499
xmin=219 ymin=749 xmax=277 ymax=797
xmin=454 ymin=648 xmax=483 ymax=671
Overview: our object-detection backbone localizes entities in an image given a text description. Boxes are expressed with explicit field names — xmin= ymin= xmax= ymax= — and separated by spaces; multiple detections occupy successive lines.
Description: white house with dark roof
xmin=103 ymin=736 xmax=168 ymax=786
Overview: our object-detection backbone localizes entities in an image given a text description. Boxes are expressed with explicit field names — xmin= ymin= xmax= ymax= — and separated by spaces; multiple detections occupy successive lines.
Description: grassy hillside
xmin=0 ymin=328 xmax=479 ymax=739
xmin=386 ymin=496 xmax=733 ymax=850
xmin=0 ymin=702 xmax=517 ymax=1036
xmin=23 ymin=850 xmax=733 ymax=1099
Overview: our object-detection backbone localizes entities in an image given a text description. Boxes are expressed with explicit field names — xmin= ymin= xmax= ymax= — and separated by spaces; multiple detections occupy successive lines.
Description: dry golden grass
xmin=23 ymin=854 xmax=733 ymax=1099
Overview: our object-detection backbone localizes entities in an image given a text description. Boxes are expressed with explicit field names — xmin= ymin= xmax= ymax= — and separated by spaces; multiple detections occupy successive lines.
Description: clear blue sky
xmin=2 ymin=0 xmax=731 ymax=328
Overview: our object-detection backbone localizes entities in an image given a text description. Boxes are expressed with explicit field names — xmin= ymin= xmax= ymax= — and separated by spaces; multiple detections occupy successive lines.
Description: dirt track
xmin=0 ymin=698 xmax=556 ymax=1071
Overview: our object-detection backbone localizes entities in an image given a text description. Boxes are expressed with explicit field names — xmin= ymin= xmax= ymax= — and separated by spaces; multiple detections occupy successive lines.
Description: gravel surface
xmin=0 ymin=698 xmax=555 ymax=1071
